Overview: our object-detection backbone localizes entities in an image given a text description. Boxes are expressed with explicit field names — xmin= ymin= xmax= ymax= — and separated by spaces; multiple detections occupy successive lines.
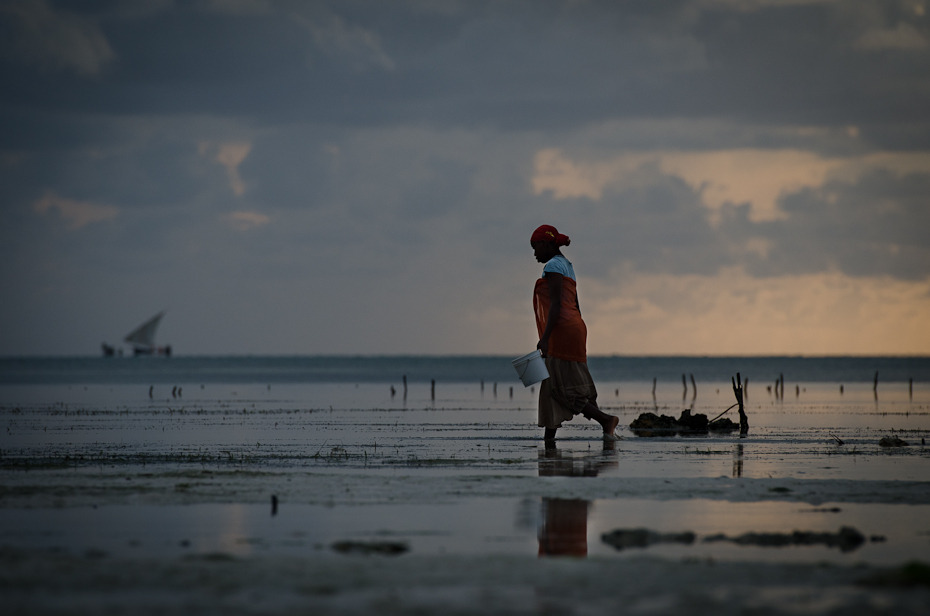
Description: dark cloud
xmin=559 ymin=168 xmax=728 ymax=277
xmin=679 ymin=2 xmax=930 ymax=128
xmin=2 ymin=1 xmax=926 ymax=132
xmin=728 ymin=168 xmax=930 ymax=280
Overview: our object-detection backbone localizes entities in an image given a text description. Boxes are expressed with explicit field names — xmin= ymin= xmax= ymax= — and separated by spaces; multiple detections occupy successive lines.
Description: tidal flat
xmin=2 ymin=379 xmax=929 ymax=614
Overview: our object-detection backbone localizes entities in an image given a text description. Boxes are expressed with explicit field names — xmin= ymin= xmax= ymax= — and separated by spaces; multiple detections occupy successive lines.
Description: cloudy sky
xmin=1 ymin=0 xmax=929 ymax=357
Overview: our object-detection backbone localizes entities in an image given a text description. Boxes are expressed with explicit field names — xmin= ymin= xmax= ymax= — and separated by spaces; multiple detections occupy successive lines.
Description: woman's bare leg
xmin=582 ymin=403 xmax=619 ymax=435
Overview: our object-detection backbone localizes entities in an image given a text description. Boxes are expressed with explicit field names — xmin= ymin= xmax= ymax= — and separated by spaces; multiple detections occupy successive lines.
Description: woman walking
xmin=530 ymin=225 xmax=619 ymax=441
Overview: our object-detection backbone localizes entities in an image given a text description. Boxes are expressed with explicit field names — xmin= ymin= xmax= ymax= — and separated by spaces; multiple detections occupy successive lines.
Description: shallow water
xmin=2 ymin=379 xmax=928 ymax=567
xmin=3 ymin=380 xmax=926 ymax=476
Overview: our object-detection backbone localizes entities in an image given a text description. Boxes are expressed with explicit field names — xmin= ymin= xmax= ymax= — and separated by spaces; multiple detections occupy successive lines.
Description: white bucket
xmin=511 ymin=349 xmax=549 ymax=387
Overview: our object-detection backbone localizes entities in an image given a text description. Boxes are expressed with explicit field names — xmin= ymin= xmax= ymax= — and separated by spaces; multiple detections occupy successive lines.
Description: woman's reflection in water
xmin=537 ymin=440 xmax=618 ymax=557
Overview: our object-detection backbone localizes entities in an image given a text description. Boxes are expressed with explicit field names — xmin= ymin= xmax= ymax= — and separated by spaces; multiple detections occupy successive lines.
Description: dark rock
xmin=677 ymin=409 xmax=708 ymax=433
xmin=879 ymin=436 xmax=908 ymax=447
xmin=601 ymin=528 xmax=696 ymax=551
xmin=331 ymin=540 xmax=409 ymax=556
xmin=629 ymin=412 xmax=680 ymax=436
xmin=708 ymin=417 xmax=739 ymax=432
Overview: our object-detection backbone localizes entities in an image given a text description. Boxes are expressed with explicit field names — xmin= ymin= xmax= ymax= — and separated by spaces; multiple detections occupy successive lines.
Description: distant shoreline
xmin=1 ymin=355 xmax=927 ymax=385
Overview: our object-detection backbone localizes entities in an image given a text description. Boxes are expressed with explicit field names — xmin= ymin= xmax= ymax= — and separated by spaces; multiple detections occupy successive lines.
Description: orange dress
xmin=533 ymin=276 xmax=587 ymax=362
xmin=533 ymin=273 xmax=598 ymax=428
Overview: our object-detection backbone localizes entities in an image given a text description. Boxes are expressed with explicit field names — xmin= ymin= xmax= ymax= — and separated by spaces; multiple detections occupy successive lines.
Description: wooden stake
xmin=732 ymin=372 xmax=749 ymax=435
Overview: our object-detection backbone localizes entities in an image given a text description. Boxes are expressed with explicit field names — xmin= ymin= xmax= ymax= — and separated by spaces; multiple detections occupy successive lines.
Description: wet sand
xmin=2 ymin=380 xmax=929 ymax=614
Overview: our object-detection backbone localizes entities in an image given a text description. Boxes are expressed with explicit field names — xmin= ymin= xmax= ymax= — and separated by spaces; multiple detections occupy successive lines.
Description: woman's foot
xmin=603 ymin=414 xmax=620 ymax=436
xmin=544 ymin=428 xmax=558 ymax=442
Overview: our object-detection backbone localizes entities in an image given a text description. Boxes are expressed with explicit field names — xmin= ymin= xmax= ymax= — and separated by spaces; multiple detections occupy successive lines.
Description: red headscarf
xmin=530 ymin=224 xmax=571 ymax=246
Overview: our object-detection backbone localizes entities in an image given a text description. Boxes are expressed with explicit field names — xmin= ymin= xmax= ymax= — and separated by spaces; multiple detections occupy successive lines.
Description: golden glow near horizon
xmin=582 ymin=270 xmax=930 ymax=356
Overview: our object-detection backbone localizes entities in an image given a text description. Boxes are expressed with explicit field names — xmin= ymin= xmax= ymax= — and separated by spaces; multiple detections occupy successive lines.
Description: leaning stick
xmin=709 ymin=403 xmax=739 ymax=424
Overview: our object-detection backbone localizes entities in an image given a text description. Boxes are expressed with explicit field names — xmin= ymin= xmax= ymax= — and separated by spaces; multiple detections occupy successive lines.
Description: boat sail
xmin=124 ymin=311 xmax=172 ymax=356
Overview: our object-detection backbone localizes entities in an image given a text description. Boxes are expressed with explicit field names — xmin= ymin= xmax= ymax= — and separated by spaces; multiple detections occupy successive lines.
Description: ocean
xmin=1 ymin=354 xmax=928 ymax=386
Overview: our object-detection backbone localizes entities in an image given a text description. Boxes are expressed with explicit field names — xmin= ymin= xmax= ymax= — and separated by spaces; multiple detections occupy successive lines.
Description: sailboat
xmin=124 ymin=311 xmax=172 ymax=356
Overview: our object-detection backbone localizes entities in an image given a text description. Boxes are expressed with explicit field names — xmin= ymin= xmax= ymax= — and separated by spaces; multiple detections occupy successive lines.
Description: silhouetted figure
xmin=529 ymin=225 xmax=619 ymax=441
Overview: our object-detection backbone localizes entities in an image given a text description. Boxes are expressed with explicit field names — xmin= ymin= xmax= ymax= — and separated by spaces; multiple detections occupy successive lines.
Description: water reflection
xmin=732 ymin=443 xmax=744 ymax=478
xmin=537 ymin=441 xmax=618 ymax=557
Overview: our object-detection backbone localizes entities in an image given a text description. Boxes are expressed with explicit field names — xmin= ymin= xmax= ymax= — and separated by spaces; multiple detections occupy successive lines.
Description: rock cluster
xmin=704 ymin=526 xmax=866 ymax=553
xmin=630 ymin=409 xmax=739 ymax=437
xmin=603 ymin=526 xmax=869 ymax=553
